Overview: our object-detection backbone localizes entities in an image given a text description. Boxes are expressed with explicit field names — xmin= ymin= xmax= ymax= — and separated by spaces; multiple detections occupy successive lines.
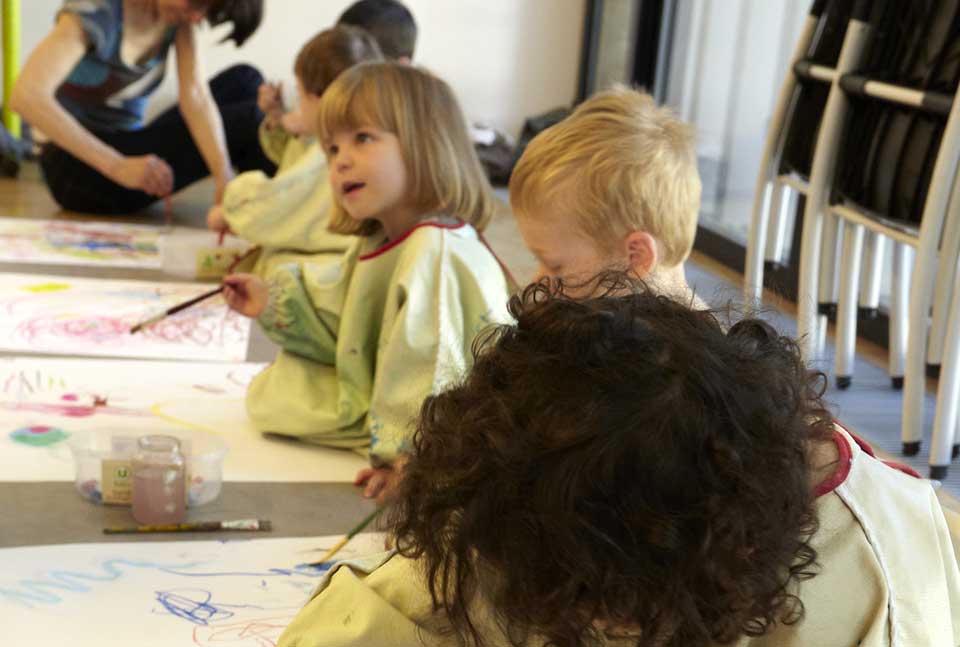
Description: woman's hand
xmin=258 ymin=81 xmax=284 ymax=127
xmin=109 ymin=155 xmax=174 ymax=196
xmin=222 ymin=273 xmax=269 ymax=318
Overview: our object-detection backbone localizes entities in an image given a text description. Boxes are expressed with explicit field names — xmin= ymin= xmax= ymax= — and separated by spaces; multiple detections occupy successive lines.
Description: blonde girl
xmin=223 ymin=62 xmax=510 ymax=498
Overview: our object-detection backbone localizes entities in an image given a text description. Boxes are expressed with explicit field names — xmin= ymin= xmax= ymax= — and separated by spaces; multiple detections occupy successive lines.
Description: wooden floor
xmin=0 ymin=162 xmax=211 ymax=226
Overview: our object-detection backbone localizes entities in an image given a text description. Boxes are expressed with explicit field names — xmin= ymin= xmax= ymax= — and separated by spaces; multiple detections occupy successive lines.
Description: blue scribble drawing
xmin=154 ymin=589 xmax=235 ymax=625
xmin=0 ymin=558 xmax=201 ymax=608
xmin=156 ymin=565 xmax=323 ymax=578
xmin=0 ymin=560 xmax=325 ymax=609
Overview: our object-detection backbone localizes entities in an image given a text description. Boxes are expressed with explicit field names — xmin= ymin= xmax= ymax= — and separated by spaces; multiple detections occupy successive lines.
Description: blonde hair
xmin=510 ymin=87 xmax=701 ymax=268
xmin=317 ymin=62 xmax=496 ymax=236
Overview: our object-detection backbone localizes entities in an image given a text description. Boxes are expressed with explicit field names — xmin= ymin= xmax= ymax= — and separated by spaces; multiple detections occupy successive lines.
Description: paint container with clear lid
xmin=131 ymin=435 xmax=186 ymax=525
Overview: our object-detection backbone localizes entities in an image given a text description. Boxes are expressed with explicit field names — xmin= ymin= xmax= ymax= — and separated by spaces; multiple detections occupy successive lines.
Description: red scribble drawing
xmin=191 ymin=614 xmax=295 ymax=647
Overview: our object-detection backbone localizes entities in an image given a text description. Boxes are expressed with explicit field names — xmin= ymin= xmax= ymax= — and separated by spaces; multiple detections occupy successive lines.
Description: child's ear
xmin=623 ymin=231 xmax=658 ymax=277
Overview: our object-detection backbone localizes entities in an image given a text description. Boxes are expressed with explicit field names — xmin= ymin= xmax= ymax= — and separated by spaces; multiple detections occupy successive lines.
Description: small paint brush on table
xmin=104 ymin=519 xmax=272 ymax=534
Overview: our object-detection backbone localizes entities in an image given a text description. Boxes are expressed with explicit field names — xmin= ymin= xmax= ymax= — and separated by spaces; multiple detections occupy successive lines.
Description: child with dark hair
xmin=337 ymin=0 xmax=417 ymax=62
xmin=206 ymin=26 xmax=383 ymax=272
xmin=278 ymin=277 xmax=960 ymax=647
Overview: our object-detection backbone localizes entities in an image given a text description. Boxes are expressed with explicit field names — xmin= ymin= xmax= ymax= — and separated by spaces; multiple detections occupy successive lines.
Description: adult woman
xmin=12 ymin=0 xmax=273 ymax=214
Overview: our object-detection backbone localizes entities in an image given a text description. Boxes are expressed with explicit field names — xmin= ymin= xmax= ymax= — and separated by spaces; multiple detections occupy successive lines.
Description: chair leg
xmin=766 ymin=184 xmax=796 ymax=268
xmin=797 ymin=202 xmax=826 ymax=360
xmin=816 ymin=314 xmax=829 ymax=358
xmin=835 ymin=221 xmax=865 ymax=389
xmin=930 ymin=265 xmax=960 ymax=479
xmin=859 ymin=231 xmax=886 ymax=318
xmin=927 ymin=190 xmax=960 ymax=368
xmin=889 ymin=243 xmax=912 ymax=390
xmin=745 ymin=180 xmax=773 ymax=305
xmin=818 ymin=209 xmax=842 ymax=317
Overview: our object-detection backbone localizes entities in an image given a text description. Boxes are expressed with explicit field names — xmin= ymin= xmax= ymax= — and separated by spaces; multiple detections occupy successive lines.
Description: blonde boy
xmin=510 ymin=86 xmax=703 ymax=303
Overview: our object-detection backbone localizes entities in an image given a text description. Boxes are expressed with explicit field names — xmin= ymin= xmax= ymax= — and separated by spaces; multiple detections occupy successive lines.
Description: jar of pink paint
xmin=131 ymin=435 xmax=186 ymax=525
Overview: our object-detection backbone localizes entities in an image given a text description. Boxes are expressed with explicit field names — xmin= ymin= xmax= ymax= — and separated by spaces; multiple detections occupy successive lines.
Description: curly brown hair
xmin=390 ymin=276 xmax=835 ymax=647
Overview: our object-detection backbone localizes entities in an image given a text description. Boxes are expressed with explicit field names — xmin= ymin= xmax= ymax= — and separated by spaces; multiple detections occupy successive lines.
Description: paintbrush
xmin=306 ymin=508 xmax=382 ymax=567
xmin=129 ymin=244 xmax=260 ymax=334
xmin=104 ymin=519 xmax=272 ymax=534
xmin=129 ymin=286 xmax=224 ymax=334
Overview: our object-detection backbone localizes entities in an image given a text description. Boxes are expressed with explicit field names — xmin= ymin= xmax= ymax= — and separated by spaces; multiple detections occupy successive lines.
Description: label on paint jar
xmin=195 ymin=247 xmax=255 ymax=279
xmin=101 ymin=459 xmax=133 ymax=505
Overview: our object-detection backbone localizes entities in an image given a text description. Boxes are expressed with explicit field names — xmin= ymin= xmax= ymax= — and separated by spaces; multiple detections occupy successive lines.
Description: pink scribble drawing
xmin=0 ymin=400 xmax=149 ymax=418
xmin=12 ymin=310 xmax=244 ymax=348
xmin=15 ymin=315 xmax=134 ymax=345
xmin=0 ymin=363 xmax=253 ymax=432
xmin=0 ymin=277 xmax=250 ymax=360
xmin=191 ymin=614 xmax=295 ymax=647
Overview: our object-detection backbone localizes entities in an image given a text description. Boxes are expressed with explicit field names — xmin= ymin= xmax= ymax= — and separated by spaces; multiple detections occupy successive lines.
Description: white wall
xmin=12 ymin=0 xmax=586 ymax=137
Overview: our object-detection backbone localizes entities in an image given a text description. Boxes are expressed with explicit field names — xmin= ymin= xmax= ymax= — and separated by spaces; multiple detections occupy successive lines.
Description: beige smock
xmin=277 ymin=427 xmax=960 ymax=646
xmin=222 ymin=123 xmax=352 ymax=275
xmin=248 ymin=220 xmax=510 ymax=463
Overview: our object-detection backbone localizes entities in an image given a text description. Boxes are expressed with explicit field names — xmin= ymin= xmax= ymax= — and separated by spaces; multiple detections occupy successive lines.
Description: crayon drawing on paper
xmin=2 ymin=535 xmax=386 ymax=647
xmin=0 ymin=357 xmax=369 ymax=483
xmin=0 ymin=218 xmax=162 ymax=268
xmin=0 ymin=273 xmax=250 ymax=361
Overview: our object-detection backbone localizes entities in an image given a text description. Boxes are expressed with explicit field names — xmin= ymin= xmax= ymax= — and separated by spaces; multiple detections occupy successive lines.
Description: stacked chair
xmin=748 ymin=0 xmax=960 ymax=477
xmin=745 ymin=0 xmax=854 ymax=311
xmin=828 ymin=1 xmax=960 ymax=474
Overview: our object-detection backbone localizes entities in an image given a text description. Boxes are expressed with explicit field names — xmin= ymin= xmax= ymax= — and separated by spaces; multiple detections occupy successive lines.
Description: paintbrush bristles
xmin=311 ymin=536 xmax=350 ymax=567
xmin=129 ymin=313 xmax=164 ymax=335
xmin=128 ymin=286 xmax=224 ymax=334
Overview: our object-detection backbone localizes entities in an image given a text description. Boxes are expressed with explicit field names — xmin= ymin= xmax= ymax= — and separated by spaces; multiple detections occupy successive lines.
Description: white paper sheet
xmin=0 ymin=273 xmax=250 ymax=361
xmin=0 ymin=357 xmax=368 ymax=482
xmin=0 ymin=217 xmax=162 ymax=268
xmin=2 ymin=534 xmax=387 ymax=647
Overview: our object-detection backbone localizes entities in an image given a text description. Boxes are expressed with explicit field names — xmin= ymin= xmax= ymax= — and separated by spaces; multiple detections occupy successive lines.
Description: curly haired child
xmin=223 ymin=62 xmax=510 ymax=499
xmin=278 ymin=278 xmax=960 ymax=647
